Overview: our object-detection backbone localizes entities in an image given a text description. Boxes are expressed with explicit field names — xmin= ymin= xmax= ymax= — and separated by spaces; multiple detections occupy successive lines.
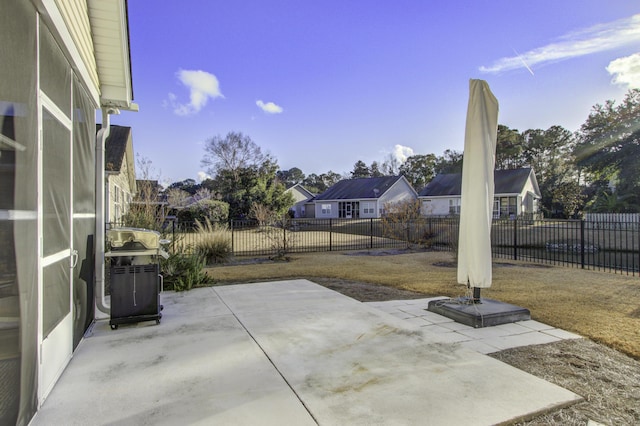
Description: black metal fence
xmin=108 ymin=216 xmax=640 ymax=276
xmin=492 ymin=217 xmax=640 ymax=276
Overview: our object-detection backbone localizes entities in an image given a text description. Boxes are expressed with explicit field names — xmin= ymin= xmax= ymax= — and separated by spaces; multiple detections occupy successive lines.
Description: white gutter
xmin=95 ymin=107 xmax=119 ymax=315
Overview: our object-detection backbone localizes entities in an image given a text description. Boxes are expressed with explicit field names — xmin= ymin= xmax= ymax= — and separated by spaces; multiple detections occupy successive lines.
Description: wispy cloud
xmin=167 ymin=69 xmax=223 ymax=116
xmin=256 ymin=100 xmax=283 ymax=114
xmin=607 ymin=53 xmax=640 ymax=89
xmin=480 ymin=14 xmax=640 ymax=74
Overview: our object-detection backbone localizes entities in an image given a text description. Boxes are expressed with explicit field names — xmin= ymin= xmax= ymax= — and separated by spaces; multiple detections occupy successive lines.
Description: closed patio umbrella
xmin=457 ymin=79 xmax=499 ymax=301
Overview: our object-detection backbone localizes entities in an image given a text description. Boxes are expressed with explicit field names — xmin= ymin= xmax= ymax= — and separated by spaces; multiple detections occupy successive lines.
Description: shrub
xmin=381 ymin=199 xmax=426 ymax=248
xmin=177 ymin=199 xmax=229 ymax=224
xmin=258 ymin=214 xmax=298 ymax=260
xmin=194 ymin=218 xmax=232 ymax=264
xmin=161 ymin=252 xmax=212 ymax=291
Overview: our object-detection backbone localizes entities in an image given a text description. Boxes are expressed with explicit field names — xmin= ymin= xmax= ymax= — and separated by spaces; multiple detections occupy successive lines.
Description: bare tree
xmin=250 ymin=202 xmax=275 ymax=226
xmin=194 ymin=187 xmax=213 ymax=201
xmin=166 ymin=188 xmax=191 ymax=208
xmin=201 ymin=132 xmax=267 ymax=180
xmin=381 ymin=153 xmax=401 ymax=175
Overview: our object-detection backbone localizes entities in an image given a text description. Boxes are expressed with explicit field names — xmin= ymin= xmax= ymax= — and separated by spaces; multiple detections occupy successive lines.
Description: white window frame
xmin=449 ymin=198 xmax=461 ymax=215
xmin=363 ymin=202 xmax=374 ymax=215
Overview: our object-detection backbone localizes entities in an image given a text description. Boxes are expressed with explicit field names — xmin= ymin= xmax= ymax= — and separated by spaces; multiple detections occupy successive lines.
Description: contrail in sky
xmin=480 ymin=14 xmax=640 ymax=74
xmin=513 ymin=48 xmax=535 ymax=76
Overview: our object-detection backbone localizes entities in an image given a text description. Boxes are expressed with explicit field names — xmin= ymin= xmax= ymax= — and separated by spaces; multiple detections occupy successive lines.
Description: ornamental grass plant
xmin=194 ymin=218 xmax=232 ymax=264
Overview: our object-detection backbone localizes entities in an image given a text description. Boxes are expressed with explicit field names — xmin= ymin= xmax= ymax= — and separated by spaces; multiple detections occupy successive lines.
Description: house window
xmin=321 ymin=204 xmax=331 ymax=215
xmin=449 ymin=199 xmax=461 ymax=215
xmin=363 ymin=202 xmax=375 ymax=215
xmin=497 ymin=196 xmax=518 ymax=218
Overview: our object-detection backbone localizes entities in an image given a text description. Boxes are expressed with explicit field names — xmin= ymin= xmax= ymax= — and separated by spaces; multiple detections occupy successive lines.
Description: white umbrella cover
xmin=457 ymin=79 xmax=499 ymax=289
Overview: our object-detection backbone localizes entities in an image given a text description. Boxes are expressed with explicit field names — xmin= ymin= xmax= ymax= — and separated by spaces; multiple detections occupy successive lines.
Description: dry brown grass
xmin=205 ymin=250 xmax=640 ymax=360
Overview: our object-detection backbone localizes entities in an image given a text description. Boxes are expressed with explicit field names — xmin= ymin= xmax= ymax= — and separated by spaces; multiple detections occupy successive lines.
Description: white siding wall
xmin=53 ymin=0 xmax=100 ymax=99
xmin=106 ymin=164 xmax=133 ymax=223
xmin=421 ymin=198 xmax=452 ymax=216
xmin=315 ymin=201 xmax=338 ymax=218
xmin=378 ymin=179 xmax=417 ymax=217
xmin=359 ymin=200 xmax=378 ymax=218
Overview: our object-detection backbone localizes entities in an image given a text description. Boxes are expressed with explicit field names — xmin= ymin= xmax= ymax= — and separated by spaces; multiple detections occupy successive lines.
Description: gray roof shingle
xmin=419 ymin=168 xmax=536 ymax=197
xmin=314 ymin=176 xmax=404 ymax=200
xmin=97 ymin=124 xmax=131 ymax=172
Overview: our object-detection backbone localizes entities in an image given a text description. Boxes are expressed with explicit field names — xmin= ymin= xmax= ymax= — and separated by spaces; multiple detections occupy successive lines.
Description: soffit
xmin=87 ymin=0 xmax=135 ymax=110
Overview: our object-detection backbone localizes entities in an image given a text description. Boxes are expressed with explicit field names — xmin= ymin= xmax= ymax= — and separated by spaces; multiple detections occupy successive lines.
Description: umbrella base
xmin=427 ymin=297 xmax=530 ymax=328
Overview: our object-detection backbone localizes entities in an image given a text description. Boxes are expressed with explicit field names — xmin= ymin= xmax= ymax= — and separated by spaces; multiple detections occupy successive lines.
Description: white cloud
xmin=197 ymin=171 xmax=211 ymax=182
xmin=607 ymin=53 xmax=640 ymax=89
xmin=256 ymin=100 xmax=283 ymax=114
xmin=168 ymin=69 xmax=223 ymax=116
xmin=480 ymin=14 xmax=640 ymax=74
xmin=393 ymin=144 xmax=414 ymax=163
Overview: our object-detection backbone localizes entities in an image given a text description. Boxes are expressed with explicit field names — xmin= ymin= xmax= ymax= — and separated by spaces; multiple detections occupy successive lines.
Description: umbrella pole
xmin=472 ymin=287 xmax=481 ymax=304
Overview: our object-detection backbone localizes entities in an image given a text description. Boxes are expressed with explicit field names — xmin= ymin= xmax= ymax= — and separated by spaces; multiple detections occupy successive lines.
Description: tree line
xmin=161 ymin=89 xmax=640 ymax=220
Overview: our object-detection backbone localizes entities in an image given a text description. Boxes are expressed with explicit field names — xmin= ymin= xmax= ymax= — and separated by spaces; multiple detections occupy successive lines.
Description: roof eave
xmin=88 ymin=0 xmax=137 ymax=111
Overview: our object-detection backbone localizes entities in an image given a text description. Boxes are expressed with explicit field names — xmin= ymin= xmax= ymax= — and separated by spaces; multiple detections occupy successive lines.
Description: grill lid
xmin=108 ymin=228 xmax=161 ymax=251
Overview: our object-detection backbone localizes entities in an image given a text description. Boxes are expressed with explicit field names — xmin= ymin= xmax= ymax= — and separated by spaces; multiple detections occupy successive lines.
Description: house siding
xmin=105 ymin=127 xmax=136 ymax=224
xmin=378 ymin=179 xmax=417 ymax=215
xmin=107 ymin=169 xmax=133 ymax=223
xmin=55 ymin=0 xmax=99 ymax=92
xmin=420 ymin=169 xmax=541 ymax=217
xmin=286 ymin=185 xmax=314 ymax=218
xmin=359 ymin=200 xmax=378 ymax=218
xmin=422 ymin=198 xmax=455 ymax=216
xmin=315 ymin=201 xmax=339 ymax=218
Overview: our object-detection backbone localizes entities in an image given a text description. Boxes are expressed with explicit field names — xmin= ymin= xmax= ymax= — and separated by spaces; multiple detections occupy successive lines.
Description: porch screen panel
xmin=72 ymin=78 xmax=95 ymax=213
xmin=42 ymin=110 xmax=71 ymax=257
xmin=40 ymin=25 xmax=71 ymax=115
xmin=72 ymin=77 xmax=96 ymax=349
xmin=0 ymin=0 xmax=39 ymax=424
xmin=43 ymin=262 xmax=71 ymax=337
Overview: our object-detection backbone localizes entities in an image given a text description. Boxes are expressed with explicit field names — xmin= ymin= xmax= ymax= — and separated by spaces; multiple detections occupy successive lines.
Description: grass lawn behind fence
xmin=206 ymin=250 xmax=640 ymax=360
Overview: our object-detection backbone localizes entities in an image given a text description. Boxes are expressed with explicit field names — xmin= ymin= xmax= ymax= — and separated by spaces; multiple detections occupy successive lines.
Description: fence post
xmin=513 ymin=217 xmax=518 ymax=260
xmin=329 ymin=219 xmax=333 ymax=251
xmin=172 ymin=220 xmax=175 ymax=253
xmin=370 ymin=218 xmax=373 ymax=249
xmin=581 ymin=219 xmax=585 ymax=269
xmin=230 ymin=220 xmax=234 ymax=255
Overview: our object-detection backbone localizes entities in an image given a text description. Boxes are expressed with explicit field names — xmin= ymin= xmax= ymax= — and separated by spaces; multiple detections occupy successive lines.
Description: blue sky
xmin=110 ymin=1 xmax=640 ymax=185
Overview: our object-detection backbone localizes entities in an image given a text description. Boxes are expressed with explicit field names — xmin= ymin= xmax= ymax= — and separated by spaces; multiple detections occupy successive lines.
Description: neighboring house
xmin=0 ymin=1 xmax=136 ymax=423
xmin=313 ymin=176 xmax=417 ymax=219
xmin=285 ymin=183 xmax=315 ymax=218
xmin=419 ymin=168 xmax=541 ymax=218
xmin=99 ymin=124 xmax=136 ymax=224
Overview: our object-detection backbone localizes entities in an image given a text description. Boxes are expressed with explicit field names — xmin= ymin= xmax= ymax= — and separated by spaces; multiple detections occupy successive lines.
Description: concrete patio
xmin=32 ymin=279 xmax=581 ymax=425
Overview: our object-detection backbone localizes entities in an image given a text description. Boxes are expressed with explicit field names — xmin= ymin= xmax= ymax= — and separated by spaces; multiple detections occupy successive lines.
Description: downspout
xmin=95 ymin=107 xmax=119 ymax=315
